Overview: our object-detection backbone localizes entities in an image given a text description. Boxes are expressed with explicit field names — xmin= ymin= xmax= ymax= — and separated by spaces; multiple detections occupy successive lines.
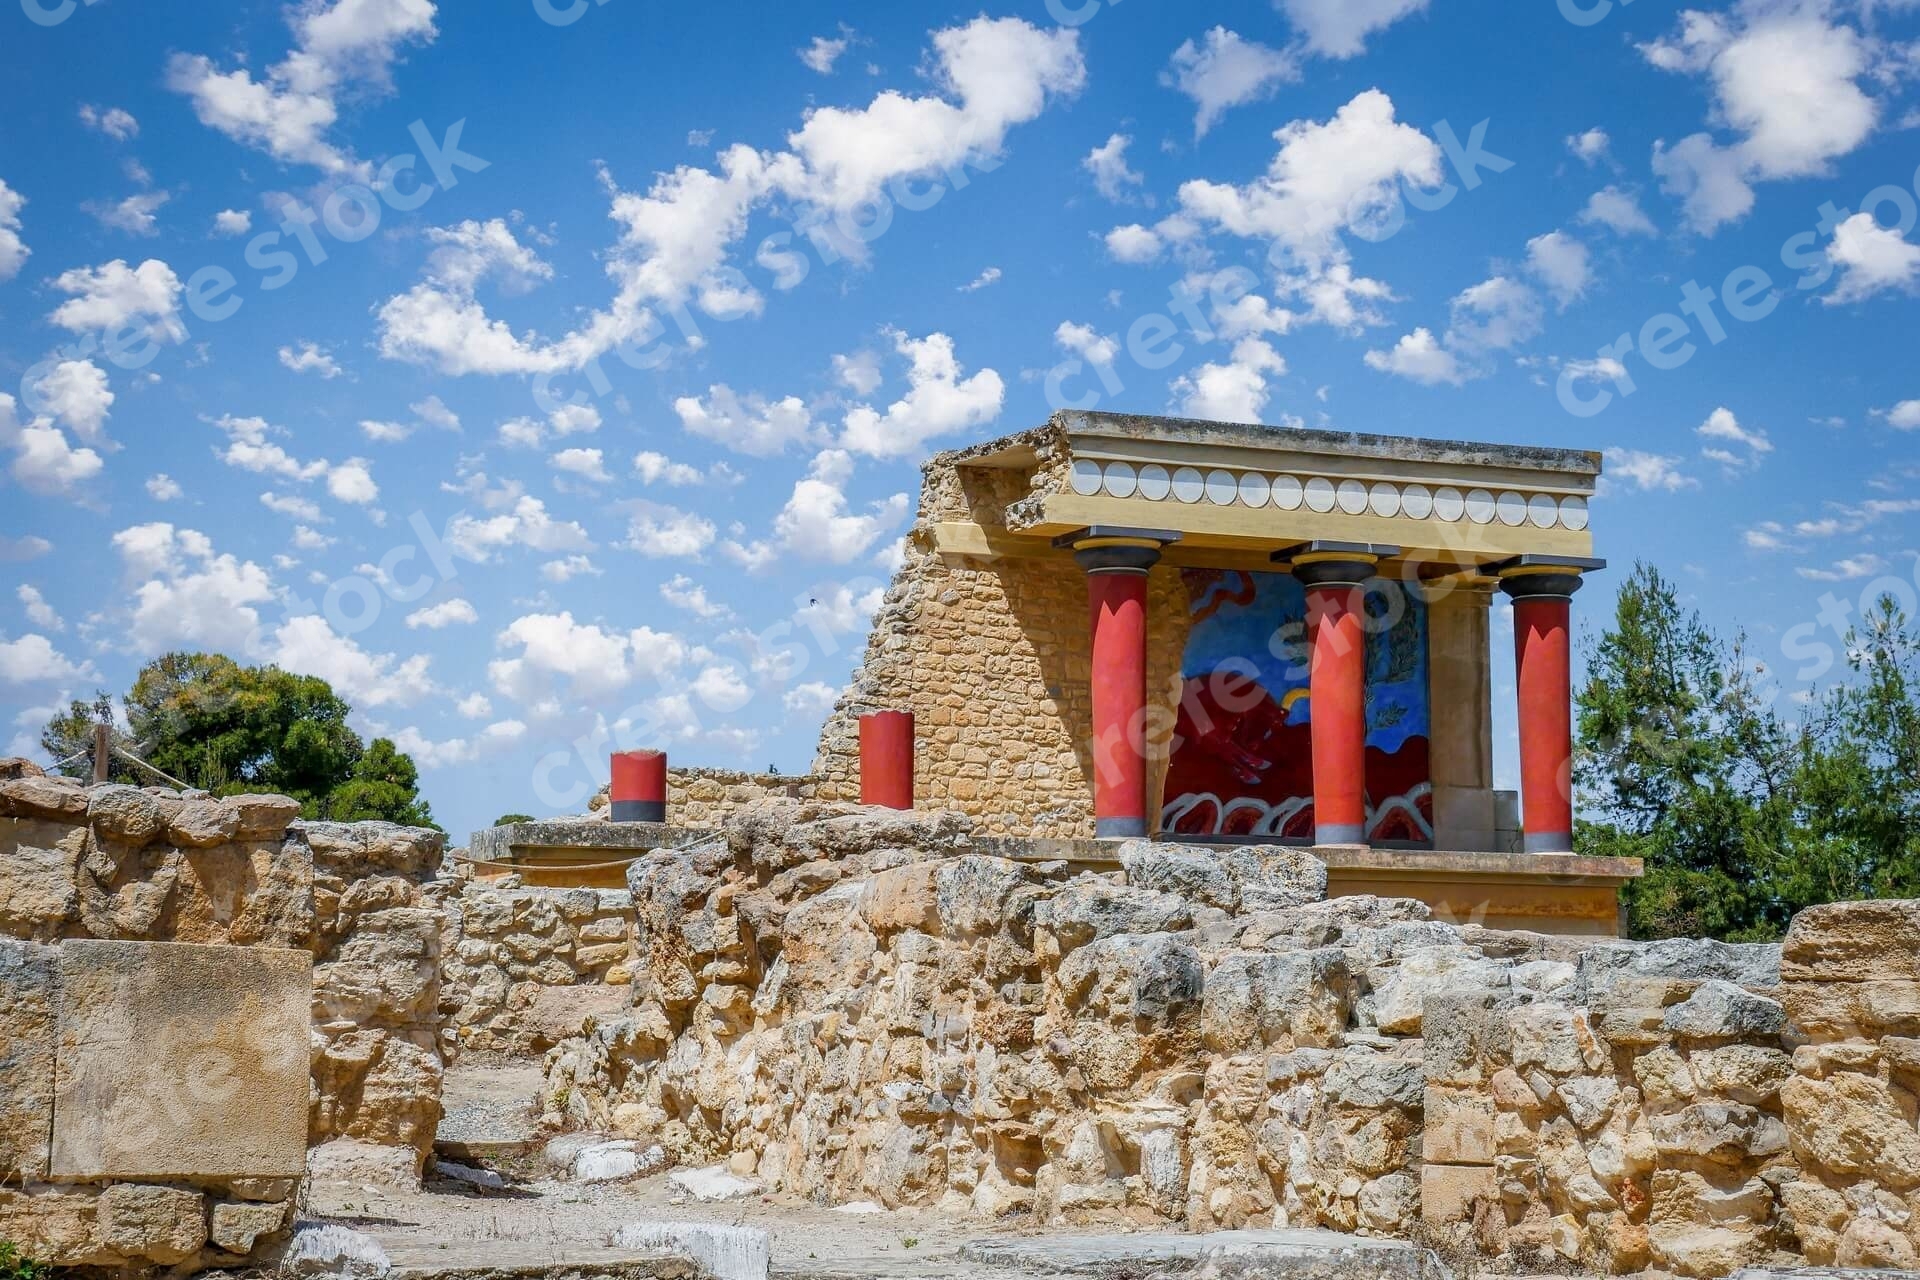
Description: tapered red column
xmin=859 ymin=710 xmax=914 ymax=810
xmin=1496 ymin=559 xmax=1600 ymax=854
xmin=610 ymin=750 xmax=667 ymax=823
xmin=1064 ymin=528 xmax=1180 ymax=839
xmin=1286 ymin=547 xmax=1390 ymax=846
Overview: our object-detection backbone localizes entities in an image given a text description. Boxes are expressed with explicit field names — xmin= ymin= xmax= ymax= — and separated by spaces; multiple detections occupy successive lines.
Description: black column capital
xmin=1489 ymin=555 xmax=1606 ymax=603
xmin=1055 ymin=526 xmax=1182 ymax=574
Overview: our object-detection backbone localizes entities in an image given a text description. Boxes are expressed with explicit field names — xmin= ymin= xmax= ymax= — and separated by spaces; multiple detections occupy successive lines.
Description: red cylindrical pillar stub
xmin=859 ymin=711 xmax=915 ymax=809
xmin=1087 ymin=568 xmax=1150 ymax=838
xmin=1513 ymin=595 xmax=1575 ymax=854
xmin=1304 ymin=582 xmax=1370 ymax=845
xmin=610 ymin=750 xmax=667 ymax=823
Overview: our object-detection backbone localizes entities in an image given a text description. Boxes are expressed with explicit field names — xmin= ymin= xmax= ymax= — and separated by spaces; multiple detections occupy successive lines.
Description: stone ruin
xmin=12 ymin=754 xmax=1920 ymax=1277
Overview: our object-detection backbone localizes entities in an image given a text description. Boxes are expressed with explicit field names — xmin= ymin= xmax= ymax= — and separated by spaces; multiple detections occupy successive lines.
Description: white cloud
xmin=376 ymin=18 xmax=1081 ymax=379
xmin=660 ymin=574 xmax=732 ymax=620
xmin=1 ymin=393 xmax=103 ymax=497
xmin=784 ymin=681 xmax=839 ymax=716
xmin=1163 ymin=28 xmax=1297 ymax=138
xmin=799 ymin=32 xmax=849 ymax=74
xmin=690 ymin=664 xmax=752 ymax=712
xmin=261 ymin=491 xmax=325 ymax=522
xmin=410 ymin=394 xmax=460 ymax=431
xmin=840 ymin=330 xmax=1004 ymax=459
xmin=48 ymin=258 xmax=185 ymax=345
xmin=29 ymin=359 xmax=115 ymax=441
xmin=270 ymin=614 xmax=435 ymax=708
xmin=213 ymin=208 xmax=252 ymax=237
xmin=146 ymin=473 xmax=183 ymax=501
xmin=1579 ymin=186 xmax=1658 ymax=237
xmin=291 ymin=525 xmax=333 ymax=551
xmin=360 ymin=419 xmax=411 ymax=443
xmin=1055 ymin=320 xmax=1120 ymax=368
xmin=17 ymin=585 xmax=62 ymax=632
xmin=1825 ymin=212 xmax=1920 ymax=304
xmin=1170 ymin=336 xmax=1287 ymax=421
xmin=1104 ymin=223 xmax=1165 ymax=264
xmin=1644 ymin=8 xmax=1881 ymax=234
xmin=111 ymin=523 xmax=275 ymax=653
xmin=725 ymin=450 xmax=908 ymax=569
xmin=0 ymin=180 xmax=27 ymax=283
xmin=455 ymin=692 xmax=492 ymax=718
xmin=1602 ymin=447 xmax=1697 ymax=493
xmin=832 ymin=350 xmax=883 ymax=396
xmin=86 ymin=190 xmax=170 ymax=237
xmin=497 ymin=402 xmax=602 ymax=450
xmin=1798 ymin=554 xmax=1889 ymax=582
xmin=1525 ymin=232 xmax=1592 ymax=309
xmin=794 ymin=581 xmax=885 ymax=636
xmin=1695 ymin=406 xmax=1773 ymax=471
xmin=539 ymin=554 xmax=601 ymax=582
xmin=388 ymin=718 xmax=527 ymax=769
xmin=445 ymin=495 xmax=593 ymax=562
xmin=279 ymin=340 xmax=343 ymax=378
xmin=958 ymin=266 xmax=1002 ymax=292
xmin=550 ymin=447 xmax=612 ymax=483
xmin=405 ymin=598 xmax=478 ymax=629
xmin=634 ymin=451 xmax=705 ymax=486
xmin=167 ymin=0 xmax=439 ymax=177
xmin=488 ymin=612 xmax=685 ymax=702
xmin=1874 ymin=400 xmax=1920 ymax=430
xmin=622 ymin=500 xmax=717 ymax=558
xmin=1567 ymin=127 xmax=1610 ymax=165
xmin=79 ymin=104 xmax=140 ymax=140
xmin=674 ymin=385 xmax=819 ymax=457
xmin=1364 ymin=327 xmax=1465 ymax=386
xmin=1277 ymin=0 xmax=1429 ymax=58
xmin=325 ymin=458 xmax=379 ymax=505
xmin=1084 ymin=133 xmax=1145 ymax=202
xmin=0 ymin=536 xmax=53 ymax=562
xmin=0 ymin=633 xmax=97 ymax=685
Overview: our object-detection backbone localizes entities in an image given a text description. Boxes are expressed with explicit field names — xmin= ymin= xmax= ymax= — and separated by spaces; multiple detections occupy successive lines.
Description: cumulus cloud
xmin=621 ymin=500 xmax=717 ymax=559
xmin=488 ymin=612 xmax=685 ymax=703
xmin=85 ymin=189 xmax=170 ymax=237
xmin=167 ymin=0 xmax=439 ymax=177
xmin=48 ymin=258 xmax=185 ymax=345
xmin=279 ymin=340 xmax=343 ymax=378
xmin=1364 ymin=328 xmax=1465 ymax=387
xmin=1825 ymin=212 xmax=1920 ymax=305
xmin=445 ymin=494 xmax=593 ymax=562
xmin=674 ymin=385 xmax=819 ymax=457
xmin=1084 ymin=133 xmax=1145 ymax=202
xmin=1566 ymin=127 xmax=1610 ymax=166
xmin=0 ymin=179 xmax=26 ymax=282
xmin=724 ymin=450 xmax=908 ymax=570
xmin=79 ymin=104 xmax=139 ymax=140
xmin=1579 ymin=186 xmax=1658 ymax=237
xmin=111 ymin=522 xmax=275 ymax=653
xmin=146 ymin=474 xmax=183 ymax=501
xmin=1170 ymin=337 xmax=1287 ymax=423
xmin=799 ymin=31 xmax=849 ymax=74
xmin=1162 ymin=28 xmax=1297 ymax=139
xmin=1277 ymin=0 xmax=1429 ymax=58
xmin=1525 ymin=231 xmax=1592 ymax=309
xmin=1602 ymin=448 xmax=1697 ymax=493
xmin=376 ymin=17 xmax=1081 ymax=379
xmin=270 ymin=614 xmax=435 ymax=708
xmin=17 ymin=585 xmax=62 ymax=631
xmin=633 ymin=451 xmax=706 ymax=486
xmin=0 ymin=633 xmax=97 ymax=685
xmin=549 ymin=447 xmax=612 ymax=483
xmin=0 ymin=392 xmax=103 ymax=497
xmin=213 ymin=208 xmax=253 ymax=236
xmin=1696 ymin=405 xmax=1773 ymax=472
xmin=405 ymin=598 xmax=478 ymax=629
xmin=840 ymin=330 xmax=1004 ymax=459
xmin=28 ymin=359 xmax=115 ymax=441
xmin=659 ymin=574 xmax=732 ymax=620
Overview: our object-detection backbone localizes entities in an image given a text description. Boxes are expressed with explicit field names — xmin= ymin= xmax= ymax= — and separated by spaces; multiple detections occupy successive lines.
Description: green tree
xmin=493 ymin=813 xmax=536 ymax=826
xmin=42 ymin=652 xmax=437 ymax=829
xmin=39 ymin=690 xmax=140 ymax=783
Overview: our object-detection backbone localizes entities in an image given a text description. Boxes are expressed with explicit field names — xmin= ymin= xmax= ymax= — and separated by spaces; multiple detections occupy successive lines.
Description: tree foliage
xmin=1577 ymin=563 xmax=1920 ymax=940
xmin=40 ymin=651 xmax=436 ymax=828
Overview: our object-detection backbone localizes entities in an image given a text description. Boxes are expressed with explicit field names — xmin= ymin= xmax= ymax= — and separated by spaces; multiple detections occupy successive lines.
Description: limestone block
xmin=0 ymin=776 xmax=89 ymax=821
xmin=1662 ymin=979 xmax=1787 ymax=1042
xmin=50 ymin=939 xmax=311 ymax=1180
xmin=313 ymin=907 xmax=440 ymax=1023
xmin=1421 ymin=1163 xmax=1498 ymax=1226
xmin=1118 ymin=841 xmax=1238 ymax=911
xmin=1783 ymin=898 xmax=1920 ymax=982
xmin=1045 ymin=882 xmax=1190 ymax=951
xmin=1782 ymin=977 xmax=1920 ymax=1041
xmin=0 ymin=939 xmax=57 ymax=1180
xmin=1423 ymin=1086 xmax=1496 ymax=1164
xmin=1324 ymin=1050 xmax=1424 ymax=1112
xmin=94 ymin=1184 xmax=208 ymax=1264
xmin=1689 ymin=1043 xmax=1792 ymax=1104
xmin=168 ymin=800 xmax=241 ymax=848
xmin=1422 ymin=989 xmax=1534 ymax=1086
xmin=1780 ymin=1070 xmax=1920 ymax=1187
xmin=87 ymin=785 xmax=165 ymax=845
xmin=210 ymin=1198 xmax=290 ymax=1254
xmin=0 ymin=817 xmax=82 ymax=938
xmin=1201 ymin=949 xmax=1352 ymax=1052
xmin=1647 ymin=1100 xmax=1788 ymax=1166
xmin=0 ymin=1186 xmax=99 ymax=1264
xmin=1372 ymin=946 xmax=1510 ymax=1036
xmin=1575 ymin=936 xmax=1781 ymax=1000
xmin=521 ymin=983 xmax=629 ymax=1047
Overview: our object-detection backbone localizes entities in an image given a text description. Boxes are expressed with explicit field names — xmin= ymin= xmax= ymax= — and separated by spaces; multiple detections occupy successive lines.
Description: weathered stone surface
xmin=1576 ymin=936 xmax=1782 ymax=999
xmin=168 ymin=799 xmax=242 ymax=847
xmin=1663 ymin=979 xmax=1787 ymax=1041
xmin=1047 ymin=883 xmax=1192 ymax=951
xmin=1780 ymin=1070 xmax=1920 ymax=1187
xmin=94 ymin=1183 xmax=208 ymax=1264
xmin=51 ymin=939 xmax=312 ymax=1179
xmin=209 ymin=1198 xmax=290 ymax=1254
xmin=226 ymin=793 xmax=303 ymax=840
xmin=0 ymin=817 xmax=82 ymax=937
xmin=0 ymin=939 xmax=57 ymax=1180
xmin=88 ymin=784 xmax=165 ymax=845
xmin=0 ymin=775 xmax=89 ymax=821
xmin=1372 ymin=946 xmax=1510 ymax=1036
xmin=1783 ymin=898 xmax=1920 ymax=982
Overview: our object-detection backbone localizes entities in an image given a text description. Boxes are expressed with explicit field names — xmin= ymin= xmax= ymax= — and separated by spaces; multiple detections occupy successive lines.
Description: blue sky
xmin=2 ymin=0 xmax=1918 ymax=839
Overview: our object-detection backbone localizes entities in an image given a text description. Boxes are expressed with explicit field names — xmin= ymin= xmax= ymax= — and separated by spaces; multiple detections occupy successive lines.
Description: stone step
xmin=958 ymin=1229 xmax=1450 ymax=1280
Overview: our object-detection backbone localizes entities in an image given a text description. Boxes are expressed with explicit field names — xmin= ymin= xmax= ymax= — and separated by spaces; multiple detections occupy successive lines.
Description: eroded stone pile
xmin=440 ymin=883 xmax=636 ymax=1054
xmin=540 ymin=797 xmax=1920 ymax=1277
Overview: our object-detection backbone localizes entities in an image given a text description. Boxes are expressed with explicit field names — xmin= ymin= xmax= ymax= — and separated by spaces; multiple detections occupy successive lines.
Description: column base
xmin=1314 ymin=823 xmax=1368 ymax=846
xmin=1523 ymin=831 xmax=1574 ymax=854
xmin=1096 ymin=817 xmax=1148 ymax=839
xmin=611 ymin=800 xmax=667 ymax=823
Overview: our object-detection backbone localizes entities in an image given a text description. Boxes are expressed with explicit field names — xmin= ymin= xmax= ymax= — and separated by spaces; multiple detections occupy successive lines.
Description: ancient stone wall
xmin=0 ymin=762 xmax=447 ymax=1272
xmin=541 ymin=798 xmax=1920 ymax=1277
xmin=810 ymin=449 xmax=1193 ymax=837
xmin=587 ymin=766 xmax=818 ymax=829
xmin=440 ymin=882 xmax=636 ymax=1055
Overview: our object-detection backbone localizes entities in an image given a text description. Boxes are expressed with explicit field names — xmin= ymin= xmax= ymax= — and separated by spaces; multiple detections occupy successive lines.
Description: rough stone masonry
xmin=541 ymin=797 xmax=1920 ymax=1277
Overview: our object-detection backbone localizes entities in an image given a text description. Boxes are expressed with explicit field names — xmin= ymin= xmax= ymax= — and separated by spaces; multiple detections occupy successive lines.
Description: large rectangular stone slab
xmin=50 ymin=939 xmax=311 ymax=1179
xmin=0 ymin=939 xmax=58 ymax=1180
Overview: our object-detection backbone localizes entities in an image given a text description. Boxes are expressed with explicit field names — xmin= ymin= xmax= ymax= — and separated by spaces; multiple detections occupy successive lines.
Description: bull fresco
xmin=1162 ymin=568 xmax=1433 ymax=844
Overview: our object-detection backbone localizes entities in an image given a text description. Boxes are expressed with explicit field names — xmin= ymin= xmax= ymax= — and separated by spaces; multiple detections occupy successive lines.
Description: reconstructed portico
xmin=812 ymin=410 xmax=1638 ymax=932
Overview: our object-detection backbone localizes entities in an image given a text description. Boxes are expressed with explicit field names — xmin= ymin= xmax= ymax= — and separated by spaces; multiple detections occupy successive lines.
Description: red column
xmin=859 ymin=711 xmax=915 ymax=809
xmin=1088 ymin=569 xmax=1150 ymax=838
xmin=1304 ymin=581 xmax=1370 ymax=845
xmin=610 ymin=750 xmax=667 ymax=823
xmin=1512 ymin=594 xmax=1575 ymax=853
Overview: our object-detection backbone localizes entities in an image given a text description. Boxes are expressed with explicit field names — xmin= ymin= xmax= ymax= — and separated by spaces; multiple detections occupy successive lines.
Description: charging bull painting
xmin=1162 ymin=568 xmax=1433 ymax=844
